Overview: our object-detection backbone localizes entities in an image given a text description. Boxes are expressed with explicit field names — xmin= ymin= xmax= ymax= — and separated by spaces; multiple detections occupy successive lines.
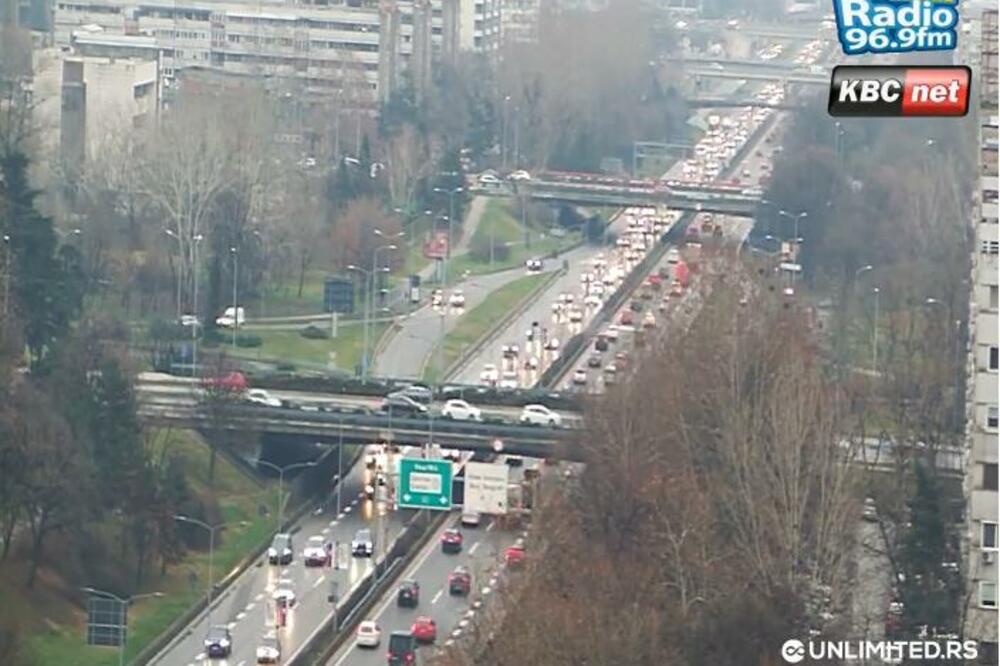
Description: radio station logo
xmin=828 ymin=65 xmax=971 ymax=117
xmin=832 ymin=0 xmax=959 ymax=54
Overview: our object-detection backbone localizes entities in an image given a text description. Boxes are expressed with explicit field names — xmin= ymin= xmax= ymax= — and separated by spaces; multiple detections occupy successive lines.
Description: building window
xmin=991 ymin=285 xmax=1000 ymax=310
xmin=979 ymin=581 xmax=997 ymax=608
xmin=984 ymin=522 xmax=998 ymax=549
xmin=985 ymin=463 xmax=999 ymax=491
xmin=989 ymin=406 xmax=999 ymax=429
xmin=983 ymin=239 xmax=1000 ymax=255
xmin=990 ymin=346 xmax=999 ymax=371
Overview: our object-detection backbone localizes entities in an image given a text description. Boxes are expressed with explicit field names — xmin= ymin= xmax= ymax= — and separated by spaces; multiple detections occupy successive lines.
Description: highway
xmin=150 ymin=452 xmax=414 ymax=666
xmin=373 ymin=264 xmax=546 ymax=380
xmin=326 ymin=459 xmax=531 ymax=666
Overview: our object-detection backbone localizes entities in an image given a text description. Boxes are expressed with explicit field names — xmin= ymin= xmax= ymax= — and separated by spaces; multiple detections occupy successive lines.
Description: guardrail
xmin=291 ymin=509 xmax=451 ymax=665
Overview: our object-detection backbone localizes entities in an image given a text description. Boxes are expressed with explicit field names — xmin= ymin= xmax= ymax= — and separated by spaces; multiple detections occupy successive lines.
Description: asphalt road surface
xmin=150 ymin=452 xmax=413 ymax=666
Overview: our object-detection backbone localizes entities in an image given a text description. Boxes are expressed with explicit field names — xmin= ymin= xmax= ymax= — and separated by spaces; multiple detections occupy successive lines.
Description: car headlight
xmin=268 ymin=548 xmax=276 ymax=556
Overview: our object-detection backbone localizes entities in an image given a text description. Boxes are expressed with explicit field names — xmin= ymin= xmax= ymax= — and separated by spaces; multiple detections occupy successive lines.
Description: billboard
xmin=324 ymin=276 xmax=355 ymax=314
xmin=423 ymin=232 xmax=449 ymax=260
xmin=464 ymin=461 xmax=509 ymax=515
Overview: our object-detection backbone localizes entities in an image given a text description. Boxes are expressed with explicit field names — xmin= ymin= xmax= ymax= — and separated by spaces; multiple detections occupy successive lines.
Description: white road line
xmin=344 ymin=506 xmax=352 ymax=514
xmin=329 ymin=520 xmax=338 ymax=527
xmin=195 ymin=653 xmax=205 ymax=660
xmin=468 ymin=542 xmax=480 ymax=555
xmin=236 ymin=612 xmax=246 ymax=620
xmin=313 ymin=575 xmax=326 ymax=589
xmin=486 ymin=521 xmax=495 ymax=532
xmin=246 ymin=602 xmax=255 ymax=611
xmin=322 ymin=527 xmax=330 ymax=535
xmin=227 ymin=621 xmax=237 ymax=629
xmin=431 ymin=589 xmax=443 ymax=604
xmin=255 ymin=593 xmax=264 ymax=601
xmin=351 ymin=498 xmax=359 ymax=506
xmin=237 ymin=661 xmax=247 ymax=666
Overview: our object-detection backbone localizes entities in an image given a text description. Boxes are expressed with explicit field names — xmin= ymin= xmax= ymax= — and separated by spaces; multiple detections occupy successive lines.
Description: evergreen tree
xmin=0 ymin=151 xmax=81 ymax=366
xmin=898 ymin=463 xmax=963 ymax=637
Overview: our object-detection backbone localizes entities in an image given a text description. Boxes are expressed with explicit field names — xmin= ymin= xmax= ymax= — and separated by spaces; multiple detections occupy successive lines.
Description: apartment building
xmin=499 ymin=0 xmax=537 ymax=46
xmin=53 ymin=0 xmax=500 ymax=101
xmin=965 ymin=8 xmax=999 ymax=662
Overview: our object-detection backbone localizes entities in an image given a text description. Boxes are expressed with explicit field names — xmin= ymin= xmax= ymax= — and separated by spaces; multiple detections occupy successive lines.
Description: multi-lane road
xmin=150 ymin=454 xmax=412 ymax=666
xmin=327 ymin=463 xmax=528 ymax=666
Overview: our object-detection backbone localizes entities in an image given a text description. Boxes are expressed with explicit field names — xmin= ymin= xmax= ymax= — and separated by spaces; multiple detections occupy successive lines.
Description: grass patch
xmin=445 ymin=199 xmax=578 ymax=281
xmin=229 ymin=323 xmax=388 ymax=373
xmin=424 ymin=273 xmax=548 ymax=383
xmin=24 ymin=430 xmax=274 ymax=666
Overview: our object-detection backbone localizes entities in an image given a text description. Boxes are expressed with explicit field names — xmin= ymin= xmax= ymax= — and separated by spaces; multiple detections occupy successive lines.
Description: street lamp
xmin=164 ymin=229 xmax=183 ymax=319
xmin=80 ymin=588 xmax=164 ymax=666
xmin=255 ymin=460 xmax=318 ymax=530
xmin=173 ymin=515 xmax=226 ymax=628
xmin=347 ymin=264 xmax=373 ymax=378
xmin=230 ymin=246 xmax=238 ymax=348
xmin=191 ymin=234 xmax=204 ymax=377
xmin=870 ymin=287 xmax=881 ymax=374
xmin=778 ymin=210 xmax=808 ymax=241
xmin=854 ymin=264 xmax=873 ymax=280
xmin=365 ymin=243 xmax=397 ymax=377
xmin=432 ymin=187 xmax=463 ymax=283
xmin=1 ymin=234 xmax=9 ymax=316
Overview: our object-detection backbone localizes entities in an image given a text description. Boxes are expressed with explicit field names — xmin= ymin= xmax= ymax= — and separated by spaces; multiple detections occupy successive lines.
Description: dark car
xmin=397 ymin=579 xmax=420 ymax=608
xmin=449 ymin=566 xmax=472 ymax=596
xmin=381 ymin=394 xmax=428 ymax=416
xmin=594 ymin=336 xmax=610 ymax=352
xmin=394 ymin=384 xmax=433 ymax=404
xmin=204 ymin=625 xmax=232 ymax=658
xmin=587 ymin=353 xmax=603 ymax=368
xmin=267 ymin=533 xmax=293 ymax=566
xmin=440 ymin=528 xmax=463 ymax=554
xmin=387 ymin=631 xmax=418 ymax=665
xmin=629 ymin=299 xmax=644 ymax=312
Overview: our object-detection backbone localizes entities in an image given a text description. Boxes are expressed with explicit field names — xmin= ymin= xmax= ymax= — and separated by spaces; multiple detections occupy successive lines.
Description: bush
xmin=148 ymin=318 xmax=186 ymax=342
xmin=235 ymin=333 xmax=263 ymax=348
xmin=300 ymin=325 xmax=330 ymax=340
xmin=276 ymin=362 xmax=297 ymax=373
xmin=202 ymin=328 xmax=225 ymax=347
xmin=468 ymin=236 xmax=510 ymax=264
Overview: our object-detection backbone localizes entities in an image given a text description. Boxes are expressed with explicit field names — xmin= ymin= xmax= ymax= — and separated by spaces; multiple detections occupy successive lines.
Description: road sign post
xmin=464 ymin=461 xmax=510 ymax=515
xmin=398 ymin=458 xmax=453 ymax=510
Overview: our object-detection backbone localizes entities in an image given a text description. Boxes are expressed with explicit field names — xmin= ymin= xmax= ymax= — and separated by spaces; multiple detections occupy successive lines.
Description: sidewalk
xmin=415 ymin=195 xmax=488 ymax=284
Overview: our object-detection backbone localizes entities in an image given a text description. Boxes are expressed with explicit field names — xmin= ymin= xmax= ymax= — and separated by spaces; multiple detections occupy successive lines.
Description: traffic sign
xmin=465 ymin=462 xmax=509 ymax=515
xmin=398 ymin=458 xmax=452 ymax=510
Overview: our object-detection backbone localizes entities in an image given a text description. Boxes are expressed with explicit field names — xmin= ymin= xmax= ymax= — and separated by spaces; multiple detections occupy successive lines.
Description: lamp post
xmin=433 ymin=187 xmax=463 ymax=283
xmin=368 ymin=242 xmax=398 ymax=377
xmin=778 ymin=210 xmax=808 ymax=243
xmin=172 ymin=515 xmax=226 ymax=628
xmin=230 ymin=246 xmax=238 ymax=348
xmin=80 ymin=588 xmax=164 ymax=666
xmin=255 ymin=460 xmax=318 ymax=530
xmin=871 ymin=287 xmax=880 ymax=374
xmin=348 ymin=264 xmax=372 ymax=378
xmin=164 ymin=229 xmax=183 ymax=320
xmin=501 ymin=94 xmax=511 ymax=170
xmin=192 ymin=234 xmax=203 ymax=377
xmin=2 ymin=234 xmax=9 ymax=316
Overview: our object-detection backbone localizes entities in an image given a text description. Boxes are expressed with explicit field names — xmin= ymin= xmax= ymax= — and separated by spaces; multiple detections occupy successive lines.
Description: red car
xmin=647 ymin=274 xmax=662 ymax=289
xmin=505 ymin=543 xmax=526 ymax=568
xmin=411 ymin=616 xmax=437 ymax=643
xmin=203 ymin=371 xmax=248 ymax=392
xmin=440 ymin=528 xmax=463 ymax=554
xmin=620 ymin=311 xmax=634 ymax=326
xmin=671 ymin=280 xmax=684 ymax=297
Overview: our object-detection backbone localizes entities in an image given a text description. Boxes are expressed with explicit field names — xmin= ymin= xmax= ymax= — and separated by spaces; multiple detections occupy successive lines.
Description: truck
xmin=673 ymin=260 xmax=690 ymax=288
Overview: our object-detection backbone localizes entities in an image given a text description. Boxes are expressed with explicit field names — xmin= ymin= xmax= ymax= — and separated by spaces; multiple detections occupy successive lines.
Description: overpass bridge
xmin=664 ymin=56 xmax=799 ymax=71
xmin=471 ymin=173 xmax=762 ymax=216
xmin=687 ymin=65 xmax=827 ymax=85
xmin=686 ymin=19 xmax=830 ymax=40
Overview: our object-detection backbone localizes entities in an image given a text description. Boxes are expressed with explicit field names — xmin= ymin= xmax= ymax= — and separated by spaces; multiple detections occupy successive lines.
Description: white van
xmin=215 ymin=306 xmax=245 ymax=328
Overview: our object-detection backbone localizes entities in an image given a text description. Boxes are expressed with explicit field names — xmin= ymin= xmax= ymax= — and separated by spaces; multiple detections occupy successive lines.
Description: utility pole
xmin=230 ymin=246 xmax=238 ymax=348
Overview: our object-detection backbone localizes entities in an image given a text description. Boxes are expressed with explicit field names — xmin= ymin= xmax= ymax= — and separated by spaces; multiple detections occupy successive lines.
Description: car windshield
xmin=271 ymin=534 xmax=290 ymax=549
xmin=207 ymin=626 xmax=229 ymax=641
xmin=389 ymin=633 xmax=415 ymax=652
xmin=260 ymin=636 xmax=278 ymax=649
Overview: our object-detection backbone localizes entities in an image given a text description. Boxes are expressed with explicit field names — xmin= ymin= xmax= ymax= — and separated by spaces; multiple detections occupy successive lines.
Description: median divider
xmin=132 ymin=446 xmax=364 ymax=666
xmin=292 ymin=509 xmax=452 ymax=665
xmin=441 ymin=266 xmax=567 ymax=382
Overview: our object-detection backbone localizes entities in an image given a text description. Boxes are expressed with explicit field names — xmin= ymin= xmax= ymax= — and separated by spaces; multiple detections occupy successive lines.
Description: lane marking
xmin=246 ymin=603 xmax=255 ymax=611
xmin=329 ymin=520 xmax=338 ymax=527
xmin=431 ymin=589 xmax=443 ymax=604
xmin=322 ymin=528 xmax=330 ymax=535
xmin=255 ymin=593 xmax=264 ymax=601
xmin=468 ymin=542 xmax=480 ymax=555
xmin=236 ymin=612 xmax=246 ymax=620
xmin=195 ymin=653 xmax=205 ymax=660
xmin=344 ymin=506 xmax=352 ymax=514
xmin=227 ymin=621 xmax=237 ymax=629
xmin=486 ymin=521 xmax=495 ymax=532
xmin=237 ymin=661 xmax=247 ymax=666
xmin=313 ymin=575 xmax=326 ymax=589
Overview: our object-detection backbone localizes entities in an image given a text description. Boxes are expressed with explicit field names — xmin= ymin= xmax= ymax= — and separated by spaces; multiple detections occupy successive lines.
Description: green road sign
xmin=398 ymin=458 xmax=453 ymax=510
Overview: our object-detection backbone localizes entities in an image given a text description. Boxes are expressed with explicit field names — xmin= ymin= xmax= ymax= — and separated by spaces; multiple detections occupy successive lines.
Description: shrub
xmin=469 ymin=236 xmax=510 ymax=264
xmin=235 ymin=333 xmax=263 ymax=348
xmin=300 ymin=325 xmax=330 ymax=340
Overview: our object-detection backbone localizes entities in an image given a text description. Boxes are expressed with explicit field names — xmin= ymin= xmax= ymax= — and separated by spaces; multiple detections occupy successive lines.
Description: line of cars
xmin=376 ymin=382 xmax=565 ymax=428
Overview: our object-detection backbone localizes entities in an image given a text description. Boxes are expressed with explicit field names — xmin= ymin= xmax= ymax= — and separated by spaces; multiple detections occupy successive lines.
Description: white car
xmin=441 ymin=448 xmax=462 ymax=462
xmin=603 ymin=325 xmax=620 ymax=341
xmin=480 ymin=363 xmax=499 ymax=384
xmin=478 ymin=173 xmax=501 ymax=186
xmin=246 ymin=389 xmax=282 ymax=408
xmin=666 ymin=248 xmax=681 ymax=265
xmin=431 ymin=289 xmax=444 ymax=307
xmin=303 ymin=535 xmax=327 ymax=566
xmin=498 ymin=371 xmax=518 ymax=390
xmin=449 ymin=290 xmax=466 ymax=308
xmin=356 ymin=620 xmax=382 ymax=648
xmin=583 ymin=294 xmax=601 ymax=308
xmin=508 ymin=169 xmax=531 ymax=181
xmin=572 ymin=369 xmax=587 ymax=385
xmin=256 ymin=633 xmax=281 ymax=664
xmin=567 ymin=309 xmax=583 ymax=323
xmin=461 ymin=511 xmax=482 ymax=527
xmin=272 ymin=579 xmax=296 ymax=606
xmin=352 ymin=528 xmax=374 ymax=557
xmin=543 ymin=337 xmax=560 ymax=351
xmin=519 ymin=404 xmax=562 ymax=427
xmin=441 ymin=399 xmax=482 ymax=421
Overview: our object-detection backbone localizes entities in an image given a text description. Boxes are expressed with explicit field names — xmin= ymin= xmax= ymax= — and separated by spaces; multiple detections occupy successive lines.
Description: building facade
xmin=964 ymin=7 xmax=998 ymax=662
xmin=53 ymin=0 xmax=499 ymax=101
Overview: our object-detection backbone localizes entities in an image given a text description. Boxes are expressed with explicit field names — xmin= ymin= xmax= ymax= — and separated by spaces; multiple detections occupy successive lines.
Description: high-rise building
xmin=964 ymin=8 xmax=998 ymax=662
xmin=499 ymin=0 xmax=538 ymax=46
